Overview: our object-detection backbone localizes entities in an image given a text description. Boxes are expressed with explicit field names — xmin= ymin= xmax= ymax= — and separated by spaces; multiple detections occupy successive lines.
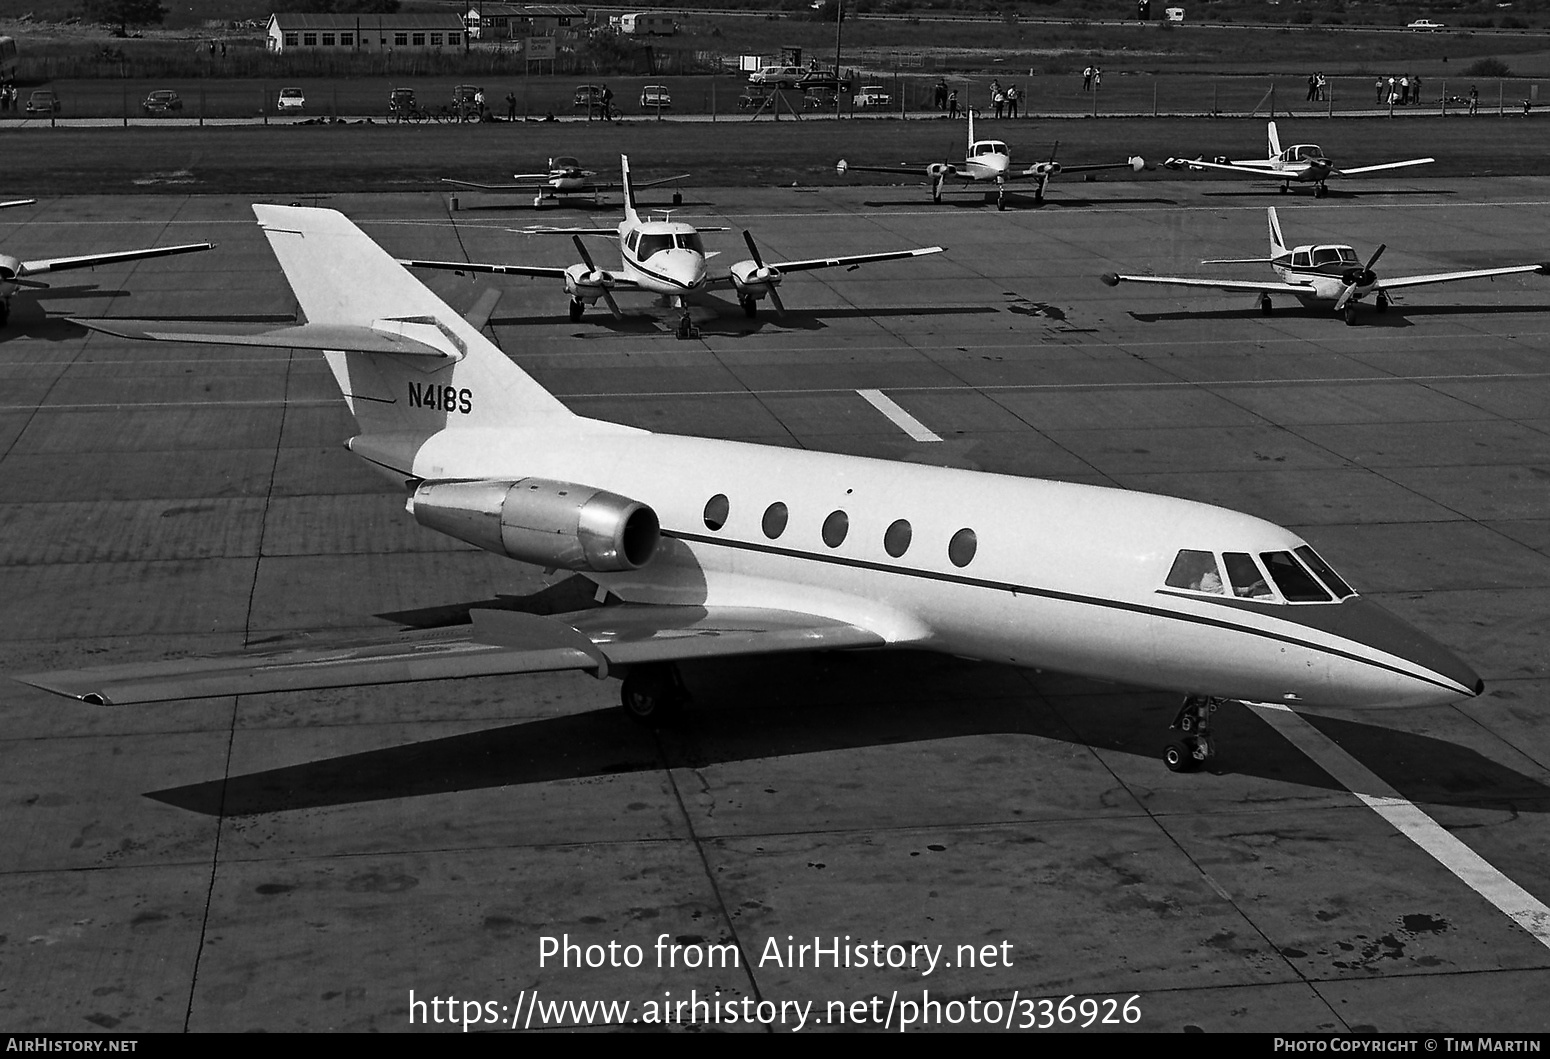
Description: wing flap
xmin=16 ymin=605 xmax=887 ymax=706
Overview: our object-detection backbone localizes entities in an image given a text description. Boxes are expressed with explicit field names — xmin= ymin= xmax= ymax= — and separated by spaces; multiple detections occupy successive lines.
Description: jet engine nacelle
xmin=0 ymin=254 xmax=21 ymax=283
xmin=563 ymin=263 xmax=614 ymax=304
xmin=728 ymin=259 xmax=782 ymax=299
xmin=408 ymin=477 xmax=660 ymax=572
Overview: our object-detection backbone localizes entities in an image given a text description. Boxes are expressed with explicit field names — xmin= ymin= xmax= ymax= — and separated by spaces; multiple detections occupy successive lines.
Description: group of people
xmin=0 ymin=80 xmax=16 ymax=111
xmin=1081 ymin=65 xmax=1102 ymax=91
xmin=987 ymin=79 xmax=1022 ymax=118
xmin=1376 ymin=74 xmax=1425 ymax=107
xmin=1305 ymin=72 xmax=1329 ymax=101
xmin=930 ymin=79 xmax=961 ymax=117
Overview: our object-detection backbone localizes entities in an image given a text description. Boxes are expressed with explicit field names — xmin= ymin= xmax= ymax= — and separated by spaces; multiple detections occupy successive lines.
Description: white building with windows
xmin=265 ymin=13 xmax=466 ymax=53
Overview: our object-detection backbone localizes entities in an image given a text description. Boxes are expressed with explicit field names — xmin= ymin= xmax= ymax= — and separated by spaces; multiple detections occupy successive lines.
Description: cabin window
xmin=1295 ymin=545 xmax=1354 ymax=599
xmin=637 ymin=234 xmax=674 ymax=259
xmin=762 ymin=502 xmax=788 ymax=540
xmin=674 ymin=233 xmax=705 ymax=253
xmin=822 ymin=510 xmax=848 ymax=548
xmin=703 ymin=494 xmax=728 ymax=531
xmin=1292 ymin=251 xmax=1311 ymax=268
xmin=948 ymin=528 xmax=977 ymax=568
xmin=1165 ymin=550 xmax=1224 ymax=594
xmin=884 ymin=519 xmax=912 ymax=558
xmin=625 ymin=230 xmax=639 ymax=253
xmin=1261 ymin=551 xmax=1332 ymax=602
xmin=1223 ymin=552 xmax=1273 ymax=599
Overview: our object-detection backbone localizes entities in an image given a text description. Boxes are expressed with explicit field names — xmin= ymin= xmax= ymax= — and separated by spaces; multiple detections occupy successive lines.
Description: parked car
xmin=748 ymin=65 xmax=803 ymax=88
xmin=388 ymin=87 xmax=417 ymax=119
xmin=1407 ymin=18 xmax=1445 ymax=30
xmin=141 ymin=90 xmax=183 ymax=114
xmin=453 ymin=84 xmax=486 ymax=120
xmin=803 ymin=86 xmax=841 ymax=110
xmin=853 ymin=84 xmax=892 ymax=108
xmin=276 ymin=86 xmax=305 ymax=111
xmin=573 ymin=84 xmax=617 ymax=119
xmin=640 ymin=84 xmax=672 ymax=109
xmin=797 ymin=68 xmax=849 ymax=93
xmin=24 ymin=89 xmax=61 ymax=114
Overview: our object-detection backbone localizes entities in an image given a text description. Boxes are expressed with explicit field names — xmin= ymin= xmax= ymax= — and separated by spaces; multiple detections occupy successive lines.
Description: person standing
xmin=1399 ymin=74 xmax=1410 ymax=105
xmin=1006 ymin=83 xmax=1019 ymax=118
xmin=506 ymin=91 xmax=517 ymax=121
xmin=1412 ymin=75 xmax=1422 ymax=107
xmin=1316 ymin=72 xmax=1326 ymax=101
xmin=1468 ymin=83 xmax=1479 ymax=115
xmin=601 ymin=83 xmax=614 ymax=122
xmin=947 ymin=89 xmax=959 ymax=118
xmin=1082 ymin=66 xmax=1093 ymax=92
xmin=1306 ymin=73 xmax=1317 ymax=102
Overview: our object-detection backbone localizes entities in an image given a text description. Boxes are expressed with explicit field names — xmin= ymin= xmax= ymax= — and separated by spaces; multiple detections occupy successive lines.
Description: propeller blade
xmin=768 ymin=287 xmax=786 ymax=318
xmin=600 ymin=289 xmax=624 ymax=319
xmin=741 ymin=229 xmax=766 ymax=269
xmin=1333 ymin=283 xmax=1358 ymax=312
xmin=1364 ymin=243 xmax=1387 ymax=272
xmin=571 ymin=235 xmax=597 ymax=272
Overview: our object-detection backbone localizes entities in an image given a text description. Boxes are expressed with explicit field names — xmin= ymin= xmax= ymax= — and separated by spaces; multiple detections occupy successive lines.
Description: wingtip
xmin=1100 ymin=273 xmax=1120 ymax=287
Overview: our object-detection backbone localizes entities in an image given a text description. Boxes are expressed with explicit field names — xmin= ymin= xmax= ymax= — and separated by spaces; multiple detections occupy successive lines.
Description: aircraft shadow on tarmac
xmin=1127 ymin=303 xmax=1550 ymax=326
xmin=1198 ymin=188 xmax=1459 ymax=201
xmin=144 ymin=646 xmax=1550 ymax=819
xmin=454 ymin=197 xmax=707 ymax=214
xmin=487 ymin=304 xmax=998 ymax=335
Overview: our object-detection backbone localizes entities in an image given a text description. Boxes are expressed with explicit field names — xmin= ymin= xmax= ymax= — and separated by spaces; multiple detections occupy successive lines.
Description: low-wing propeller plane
xmin=1163 ymin=121 xmax=1434 ymax=197
xmin=1 ymin=199 xmax=214 ymax=327
xmin=442 ymin=155 xmax=689 ymax=209
xmin=407 ymin=155 xmax=944 ymax=338
xmin=836 ymin=110 xmax=1144 ymax=210
xmin=25 ymin=204 xmax=1483 ymax=776
xmin=1100 ymin=207 xmax=1548 ymax=324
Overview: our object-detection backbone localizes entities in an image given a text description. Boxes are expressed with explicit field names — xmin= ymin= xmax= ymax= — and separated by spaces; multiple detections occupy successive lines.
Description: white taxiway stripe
xmin=1252 ymin=703 xmax=1550 ymax=952
xmin=857 ymin=389 xmax=941 ymax=442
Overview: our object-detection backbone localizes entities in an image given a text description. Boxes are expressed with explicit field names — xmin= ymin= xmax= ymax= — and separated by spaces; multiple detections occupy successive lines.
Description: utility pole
xmin=834 ymin=0 xmax=844 ymax=118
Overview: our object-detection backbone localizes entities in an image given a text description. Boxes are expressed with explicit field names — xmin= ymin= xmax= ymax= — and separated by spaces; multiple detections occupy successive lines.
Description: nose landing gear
xmin=1163 ymin=695 xmax=1222 ymax=772
xmin=620 ymin=662 xmax=690 ymax=725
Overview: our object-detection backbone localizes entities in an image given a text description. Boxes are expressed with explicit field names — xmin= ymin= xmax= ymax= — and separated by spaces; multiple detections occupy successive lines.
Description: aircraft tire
xmin=741 ymin=296 xmax=757 ymax=319
xmin=1376 ymin=294 xmax=1390 ymax=313
xmin=620 ymin=664 xmax=684 ymax=726
xmin=1260 ymin=296 xmax=1273 ymax=316
xmin=1278 ymin=185 xmax=1289 ymax=195
xmin=0 ymin=301 xmax=8 ymax=326
xmin=569 ymin=298 xmax=584 ymax=322
xmin=1343 ymin=304 xmax=1358 ymax=326
xmin=1163 ymin=743 xmax=1198 ymax=773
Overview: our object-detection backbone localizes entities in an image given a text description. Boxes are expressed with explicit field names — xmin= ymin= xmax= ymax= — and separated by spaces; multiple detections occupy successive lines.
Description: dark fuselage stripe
xmin=662 ymin=529 xmax=1464 ymax=694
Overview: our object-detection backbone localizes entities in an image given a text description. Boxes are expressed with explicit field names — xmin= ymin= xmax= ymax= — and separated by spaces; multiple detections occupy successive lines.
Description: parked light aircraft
xmin=835 ymin=110 xmax=1144 ymax=210
xmin=442 ymin=155 xmax=689 ymax=208
xmin=1101 ymin=207 xmax=1549 ymax=324
xmin=407 ymin=155 xmax=944 ymax=338
xmin=1163 ymin=121 xmax=1434 ymax=197
xmin=22 ymin=205 xmax=1483 ymax=774
xmin=0 ymin=199 xmax=213 ymax=326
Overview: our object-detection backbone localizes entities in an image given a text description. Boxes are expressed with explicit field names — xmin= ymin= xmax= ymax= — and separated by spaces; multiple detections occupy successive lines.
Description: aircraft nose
xmin=664 ymin=249 xmax=706 ymax=289
xmin=1332 ymin=597 xmax=1483 ymax=703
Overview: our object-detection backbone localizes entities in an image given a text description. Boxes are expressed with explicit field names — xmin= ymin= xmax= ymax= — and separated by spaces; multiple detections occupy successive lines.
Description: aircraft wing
xmin=835 ymin=160 xmax=937 ymax=178
xmin=583 ymin=172 xmax=692 ymax=193
xmin=399 ymin=257 xmax=570 ymax=280
xmin=1379 ymin=262 xmax=1549 ymax=291
xmin=71 ymin=318 xmax=455 ymax=357
xmin=16 ymin=605 xmax=889 ymax=706
xmin=737 ymin=245 xmax=946 ymax=276
xmin=2 ymin=198 xmax=38 ymax=210
xmin=1017 ymin=157 xmax=1144 ymax=178
xmin=19 ymin=242 xmax=214 ymax=277
xmin=1335 ymin=158 xmax=1435 ymax=176
xmin=1100 ymin=273 xmax=1311 ymax=295
xmin=441 ymin=178 xmax=557 ymax=192
xmin=1161 ymin=157 xmax=1274 ymax=177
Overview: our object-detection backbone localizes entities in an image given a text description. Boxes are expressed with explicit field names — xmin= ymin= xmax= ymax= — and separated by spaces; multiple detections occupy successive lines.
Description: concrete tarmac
xmin=1 ymin=178 xmax=1547 ymax=1033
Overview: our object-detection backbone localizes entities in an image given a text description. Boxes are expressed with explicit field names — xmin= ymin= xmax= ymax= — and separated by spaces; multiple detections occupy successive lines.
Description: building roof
xmin=269 ymin=13 xmax=467 ymax=31
xmin=468 ymin=5 xmax=585 ymax=17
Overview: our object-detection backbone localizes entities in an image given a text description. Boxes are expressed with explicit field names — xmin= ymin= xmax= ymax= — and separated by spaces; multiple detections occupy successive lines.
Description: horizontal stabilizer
xmin=72 ymin=318 xmax=457 ymax=358
xmin=16 ymin=605 xmax=887 ymax=705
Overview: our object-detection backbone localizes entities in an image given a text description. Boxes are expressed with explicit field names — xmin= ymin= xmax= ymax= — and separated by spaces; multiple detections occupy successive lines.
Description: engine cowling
xmin=1027 ymin=161 xmax=1061 ymax=177
xmin=729 ymin=259 xmax=781 ymax=297
xmin=0 ymin=253 xmax=21 ymax=283
xmin=926 ymin=162 xmax=955 ymax=179
xmin=408 ymin=478 xmax=660 ymax=572
xmin=563 ymin=263 xmax=613 ymax=302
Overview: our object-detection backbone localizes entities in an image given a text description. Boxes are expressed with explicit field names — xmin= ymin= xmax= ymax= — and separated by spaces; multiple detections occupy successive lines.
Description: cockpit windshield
xmin=674 ymin=232 xmax=704 ymax=253
xmin=552 ymin=156 xmax=581 ymax=171
xmin=1311 ymin=246 xmax=1358 ymax=267
xmin=1164 ymin=546 xmax=1356 ymax=603
xmin=1291 ymin=145 xmax=1323 ymax=161
xmin=636 ymin=233 xmax=675 ymax=259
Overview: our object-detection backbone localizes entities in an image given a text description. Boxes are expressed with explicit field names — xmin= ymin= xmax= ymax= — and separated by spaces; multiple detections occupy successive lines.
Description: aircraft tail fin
xmin=1267 ymin=121 xmax=1282 ymax=159
xmin=967 ymin=106 xmax=975 ymax=146
xmin=251 ymin=204 xmax=578 ymax=441
xmin=1268 ymin=207 xmax=1288 ymax=257
xmin=620 ymin=154 xmax=640 ymax=224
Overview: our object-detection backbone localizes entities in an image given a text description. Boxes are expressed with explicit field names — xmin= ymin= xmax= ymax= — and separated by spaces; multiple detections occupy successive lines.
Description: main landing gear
xmin=676 ymin=307 xmax=700 ymax=340
xmin=569 ymin=297 xmax=585 ymax=322
xmin=1163 ymin=695 xmax=1222 ymax=772
xmin=1343 ymin=302 xmax=1359 ymax=326
xmin=620 ymin=662 xmax=690 ymax=725
xmin=1375 ymin=292 xmax=1390 ymax=313
xmin=740 ymin=295 xmax=758 ymax=319
xmin=1259 ymin=294 xmax=1273 ymax=316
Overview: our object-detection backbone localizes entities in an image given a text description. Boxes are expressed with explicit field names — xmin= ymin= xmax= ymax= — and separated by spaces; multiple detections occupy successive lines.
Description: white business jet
xmin=442 ymin=155 xmax=690 ymax=209
xmin=0 ymin=199 xmax=213 ymax=326
xmin=1101 ymin=207 xmax=1548 ymax=324
xmin=1163 ymin=121 xmax=1434 ymax=197
xmin=836 ymin=110 xmax=1145 ymax=210
xmin=29 ymin=205 xmax=1482 ymax=775
xmin=406 ymin=155 xmax=943 ymax=338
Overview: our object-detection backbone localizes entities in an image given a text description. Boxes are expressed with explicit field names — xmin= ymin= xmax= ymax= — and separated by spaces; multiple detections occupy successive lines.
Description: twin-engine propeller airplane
xmin=1101 ymin=207 xmax=1549 ymax=324
xmin=442 ymin=155 xmax=690 ymax=209
xmin=836 ymin=110 xmax=1145 ymax=210
xmin=1163 ymin=121 xmax=1434 ymax=197
xmin=25 ymin=204 xmax=1483 ymax=775
xmin=406 ymin=155 xmax=943 ymax=339
xmin=0 ymin=199 xmax=214 ymax=327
